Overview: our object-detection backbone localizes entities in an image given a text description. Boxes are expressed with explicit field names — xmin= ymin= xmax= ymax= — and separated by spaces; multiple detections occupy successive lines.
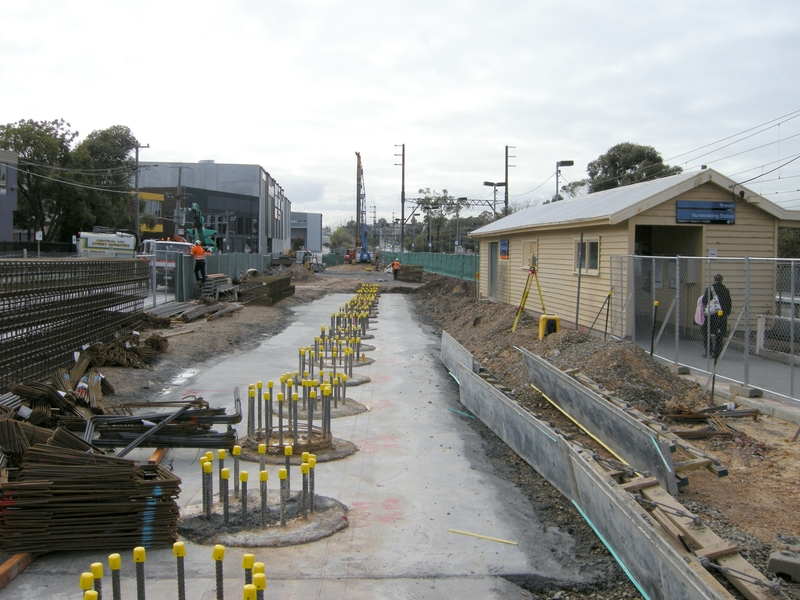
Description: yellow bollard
xmin=174 ymin=541 xmax=187 ymax=600
xmin=108 ymin=553 xmax=121 ymax=599
xmin=79 ymin=572 xmax=94 ymax=591
xmin=134 ymin=546 xmax=146 ymax=599
xmin=213 ymin=545 xmax=226 ymax=598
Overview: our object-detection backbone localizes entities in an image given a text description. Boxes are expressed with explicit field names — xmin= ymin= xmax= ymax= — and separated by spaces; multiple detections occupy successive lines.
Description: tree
xmin=0 ymin=119 xmax=139 ymax=242
xmin=778 ymin=229 xmax=800 ymax=258
xmin=584 ymin=143 xmax=682 ymax=193
xmin=330 ymin=227 xmax=353 ymax=250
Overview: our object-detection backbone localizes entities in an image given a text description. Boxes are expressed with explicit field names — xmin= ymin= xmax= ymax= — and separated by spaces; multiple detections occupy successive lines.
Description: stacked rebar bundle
xmin=0 ymin=443 xmax=181 ymax=553
xmin=0 ymin=258 xmax=150 ymax=392
xmin=238 ymin=274 xmax=295 ymax=306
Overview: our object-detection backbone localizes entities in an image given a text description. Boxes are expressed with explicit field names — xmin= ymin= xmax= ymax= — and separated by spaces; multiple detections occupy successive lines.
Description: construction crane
xmin=354 ymin=152 xmax=372 ymax=263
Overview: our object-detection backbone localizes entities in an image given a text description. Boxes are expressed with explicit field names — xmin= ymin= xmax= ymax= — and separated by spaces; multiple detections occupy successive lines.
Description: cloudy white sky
xmin=3 ymin=1 xmax=800 ymax=228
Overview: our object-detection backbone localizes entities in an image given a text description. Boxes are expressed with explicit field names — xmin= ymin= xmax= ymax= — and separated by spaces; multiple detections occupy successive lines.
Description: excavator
xmin=184 ymin=203 xmax=217 ymax=253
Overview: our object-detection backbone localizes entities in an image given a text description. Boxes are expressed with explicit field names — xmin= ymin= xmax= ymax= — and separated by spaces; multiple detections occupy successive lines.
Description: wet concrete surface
xmin=4 ymin=292 xmax=602 ymax=599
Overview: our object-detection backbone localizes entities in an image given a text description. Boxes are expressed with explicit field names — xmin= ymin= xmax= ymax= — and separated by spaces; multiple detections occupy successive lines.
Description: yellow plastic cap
xmin=333 ymin=378 xmax=339 ymax=385
xmin=204 ymin=461 xmax=213 ymax=474
xmin=277 ymin=393 xmax=284 ymax=403
xmin=268 ymin=380 xmax=274 ymax=388
xmin=309 ymin=457 xmax=317 ymax=468
xmin=173 ymin=541 xmax=186 ymax=557
xmin=279 ymin=374 xmax=286 ymax=383
xmin=84 ymin=591 xmax=99 ymax=600
xmin=218 ymin=449 xmax=226 ymax=460
xmin=212 ymin=545 xmax=226 ymax=561
xmin=243 ymin=583 xmax=257 ymax=600
xmin=287 ymin=379 xmax=293 ymax=389
xmin=302 ymin=451 xmax=309 ymax=462
xmin=341 ymin=374 xmax=348 ymax=382
xmin=260 ymin=470 xmax=268 ymax=482
xmin=242 ymin=553 xmax=255 ymax=569
xmin=278 ymin=468 xmax=287 ymax=480
xmin=240 ymin=470 xmax=249 ymax=482
xmin=205 ymin=451 xmax=214 ymax=462
xmin=221 ymin=467 xmax=230 ymax=480
xmin=301 ymin=463 xmax=309 ymax=474
xmin=253 ymin=561 xmax=265 ymax=574
xmin=292 ymin=392 xmax=298 ymax=402
xmin=258 ymin=443 xmax=266 ymax=455
xmin=257 ymin=380 xmax=263 ymax=388
xmin=79 ymin=572 xmax=94 ymax=590
xmin=254 ymin=572 xmax=266 ymax=590
xmin=133 ymin=547 xmax=146 ymax=563
xmin=108 ymin=553 xmax=121 ymax=571
xmin=249 ymin=387 xmax=255 ymax=397
xmin=90 ymin=562 xmax=103 ymax=578
xmin=284 ymin=445 xmax=293 ymax=456
xmin=310 ymin=390 xmax=317 ymax=399
xmin=233 ymin=445 xmax=242 ymax=456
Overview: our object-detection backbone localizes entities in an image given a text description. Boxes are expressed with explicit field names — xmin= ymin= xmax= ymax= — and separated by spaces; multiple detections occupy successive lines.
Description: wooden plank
xmin=620 ymin=476 xmax=660 ymax=492
xmin=650 ymin=507 xmax=685 ymax=545
xmin=695 ymin=542 xmax=740 ymax=561
xmin=148 ymin=448 xmax=168 ymax=465
xmin=0 ymin=553 xmax=34 ymax=589
xmin=673 ymin=458 xmax=713 ymax=472
xmin=641 ymin=485 xmax=773 ymax=600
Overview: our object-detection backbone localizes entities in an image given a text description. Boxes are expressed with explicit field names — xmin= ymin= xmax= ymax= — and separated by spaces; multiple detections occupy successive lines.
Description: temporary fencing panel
xmin=609 ymin=255 xmax=800 ymax=402
xmin=396 ymin=252 xmax=479 ymax=282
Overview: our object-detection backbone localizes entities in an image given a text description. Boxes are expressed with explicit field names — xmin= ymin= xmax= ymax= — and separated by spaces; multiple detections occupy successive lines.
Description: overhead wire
xmin=12 ymin=165 xmax=135 ymax=195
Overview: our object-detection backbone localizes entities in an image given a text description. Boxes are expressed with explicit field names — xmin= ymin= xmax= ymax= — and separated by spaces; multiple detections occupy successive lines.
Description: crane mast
xmin=355 ymin=152 xmax=371 ymax=262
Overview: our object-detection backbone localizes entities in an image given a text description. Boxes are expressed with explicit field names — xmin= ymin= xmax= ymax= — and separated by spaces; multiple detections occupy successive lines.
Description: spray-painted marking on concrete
xmin=348 ymin=499 xmax=404 ymax=527
xmin=360 ymin=435 xmax=400 ymax=453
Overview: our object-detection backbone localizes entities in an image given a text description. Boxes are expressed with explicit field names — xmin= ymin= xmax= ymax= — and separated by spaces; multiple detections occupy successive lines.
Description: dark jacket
xmin=703 ymin=282 xmax=732 ymax=317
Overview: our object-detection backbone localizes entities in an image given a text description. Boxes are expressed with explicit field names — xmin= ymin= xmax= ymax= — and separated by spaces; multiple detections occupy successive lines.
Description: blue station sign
xmin=676 ymin=200 xmax=736 ymax=224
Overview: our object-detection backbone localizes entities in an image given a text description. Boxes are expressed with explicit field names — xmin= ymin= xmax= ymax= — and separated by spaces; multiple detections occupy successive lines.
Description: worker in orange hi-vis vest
xmin=392 ymin=258 xmax=400 ymax=281
xmin=191 ymin=241 xmax=209 ymax=284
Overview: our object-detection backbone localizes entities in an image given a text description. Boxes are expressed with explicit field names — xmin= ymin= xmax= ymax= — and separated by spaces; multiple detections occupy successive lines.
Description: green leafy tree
xmin=584 ymin=142 xmax=682 ymax=193
xmin=330 ymin=227 xmax=353 ymax=250
xmin=0 ymin=120 xmax=139 ymax=241
xmin=778 ymin=229 xmax=800 ymax=258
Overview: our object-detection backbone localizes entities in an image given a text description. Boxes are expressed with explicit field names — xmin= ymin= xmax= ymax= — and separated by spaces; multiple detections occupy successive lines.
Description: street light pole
xmin=134 ymin=143 xmax=150 ymax=250
xmin=555 ymin=160 xmax=574 ymax=201
xmin=483 ymin=181 xmax=506 ymax=218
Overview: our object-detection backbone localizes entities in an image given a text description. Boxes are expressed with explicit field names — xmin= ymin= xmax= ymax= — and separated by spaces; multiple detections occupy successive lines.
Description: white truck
xmin=76 ymin=231 xmax=137 ymax=257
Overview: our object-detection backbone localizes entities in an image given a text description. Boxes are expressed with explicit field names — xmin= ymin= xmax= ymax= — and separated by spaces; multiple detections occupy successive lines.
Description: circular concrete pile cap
xmin=179 ymin=493 xmax=348 ymax=547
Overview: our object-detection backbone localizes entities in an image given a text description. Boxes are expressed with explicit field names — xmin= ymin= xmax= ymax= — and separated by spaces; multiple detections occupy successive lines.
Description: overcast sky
xmin=3 ymin=1 xmax=800 ymax=228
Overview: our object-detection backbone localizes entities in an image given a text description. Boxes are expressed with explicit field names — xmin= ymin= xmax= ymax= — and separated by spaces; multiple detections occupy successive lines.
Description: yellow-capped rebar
xmin=302 ymin=451 xmax=309 ymax=462
xmin=212 ymin=544 xmax=225 ymax=561
xmin=278 ymin=468 xmax=287 ymax=480
xmin=257 ymin=380 xmax=262 ymax=390
xmin=301 ymin=462 xmax=309 ymax=474
xmin=254 ymin=572 xmax=266 ymax=591
xmin=218 ymin=449 xmax=226 ymax=460
xmin=84 ymin=591 xmax=99 ymax=600
xmin=242 ymin=553 xmax=255 ymax=569
xmin=204 ymin=461 xmax=213 ymax=475
xmin=277 ymin=392 xmax=284 ymax=403
xmin=292 ymin=392 xmax=298 ymax=403
xmin=108 ymin=553 xmax=121 ymax=571
xmin=243 ymin=583 xmax=257 ymax=600
xmin=260 ymin=470 xmax=268 ymax=482
xmin=133 ymin=547 xmax=146 ymax=563
xmin=253 ymin=561 xmax=265 ymax=575
xmin=79 ymin=572 xmax=94 ymax=590
xmin=240 ymin=470 xmax=249 ymax=483
xmin=279 ymin=374 xmax=286 ymax=384
xmin=309 ymin=456 xmax=317 ymax=469
xmin=205 ymin=451 xmax=214 ymax=462
xmin=258 ymin=443 xmax=266 ymax=455
xmin=268 ymin=380 xmax=274 ymax=389
xmin=284 ymin=445 xmax=293 ymax=456
xmin=310 ymin=390 xmax=317 ymax=400
xmin=233 ymin=444 xmax=242 ymax=456
xmin=173 ymin=541 xmax=186 ymax=557
xmin=90 ymin=562 xmax=103 ymax=579
xmin=221 ymin=467 xmax=230 ymax=480
xmin=249 ymin=387 xmax=255 ymax=399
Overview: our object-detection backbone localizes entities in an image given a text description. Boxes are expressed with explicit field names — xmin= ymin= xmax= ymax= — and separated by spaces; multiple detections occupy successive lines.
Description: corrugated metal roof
xmin=472 ymin=170 xmax=704 ymax=236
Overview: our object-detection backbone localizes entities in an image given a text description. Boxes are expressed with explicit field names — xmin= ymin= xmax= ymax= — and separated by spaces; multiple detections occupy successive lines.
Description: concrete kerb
xmin=445 ymin=333 xmax=731 ymax=600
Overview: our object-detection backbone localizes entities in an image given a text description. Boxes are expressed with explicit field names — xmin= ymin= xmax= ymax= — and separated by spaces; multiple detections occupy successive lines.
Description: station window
xmin=0 ymin=164 xmax=6 ymax=195
xmin=574 ymin=237 xmax=600 ymax=275
xmin=521 ymin=239 xmax=537 ymax=269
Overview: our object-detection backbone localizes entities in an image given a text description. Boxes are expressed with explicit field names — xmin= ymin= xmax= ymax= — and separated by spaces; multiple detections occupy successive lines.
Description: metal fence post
xmin=744 ymin=256 xmax=751 ymax=385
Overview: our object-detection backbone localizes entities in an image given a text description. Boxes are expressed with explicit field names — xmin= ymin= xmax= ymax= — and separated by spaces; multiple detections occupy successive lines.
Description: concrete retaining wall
xmin=517 ymin=347 xmax=678 ymax=495
xmin=441 ymin=331 xmax=475 ymax=383
xmin=441 ymin=332 xmax=728 ymax=600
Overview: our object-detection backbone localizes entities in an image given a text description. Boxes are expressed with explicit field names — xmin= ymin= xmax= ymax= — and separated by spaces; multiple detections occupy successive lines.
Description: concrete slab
xmin=4 ymin=293 xmax=591 ymax=599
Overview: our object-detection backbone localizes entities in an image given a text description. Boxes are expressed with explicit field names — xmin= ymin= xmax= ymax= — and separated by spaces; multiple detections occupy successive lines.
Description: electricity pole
xmin=505 ymin=145 xmax=515 ymax=216
xmin=134 ymin=143 xmax=149 ymax=247
xmin=395 ymin=144 xmax=405 ymax=250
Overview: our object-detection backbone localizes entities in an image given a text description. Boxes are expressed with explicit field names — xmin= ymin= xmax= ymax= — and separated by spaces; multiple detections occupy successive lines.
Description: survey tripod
xmin=512 ymin=254 xmax=546 ymax=333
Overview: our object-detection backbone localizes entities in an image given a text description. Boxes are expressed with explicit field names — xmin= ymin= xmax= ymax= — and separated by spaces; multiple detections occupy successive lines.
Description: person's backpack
xmin=706 ymin=290 xmax=722 ymax=316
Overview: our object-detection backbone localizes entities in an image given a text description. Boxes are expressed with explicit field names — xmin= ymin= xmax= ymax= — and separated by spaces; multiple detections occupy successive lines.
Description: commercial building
xmin=137 ymin=160 xmax=291 ymax=254
xmin=290 ymin=212 xmax=323 ymax=252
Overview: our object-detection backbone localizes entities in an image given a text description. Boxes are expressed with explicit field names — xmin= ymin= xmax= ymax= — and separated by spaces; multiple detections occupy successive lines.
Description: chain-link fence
xmin=610 ymin=255 xmax=800 ymax=401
